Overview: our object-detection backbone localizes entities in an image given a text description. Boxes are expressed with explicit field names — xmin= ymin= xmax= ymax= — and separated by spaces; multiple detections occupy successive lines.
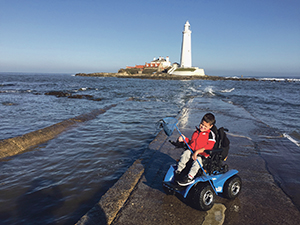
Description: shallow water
xmin=0 ymin=73 xmax=299 ymax=224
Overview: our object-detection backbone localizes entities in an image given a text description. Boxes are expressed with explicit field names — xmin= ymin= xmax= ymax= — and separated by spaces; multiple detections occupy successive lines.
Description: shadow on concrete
xmin=139 ymin=133 xmax=193 ymax=191
xmin=140 ymin=145 xmax=178 ymax=194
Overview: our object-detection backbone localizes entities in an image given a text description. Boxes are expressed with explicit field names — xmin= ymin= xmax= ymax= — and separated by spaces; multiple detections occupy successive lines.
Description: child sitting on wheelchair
xmin=175 ymin=113 xmax=216 ymax=186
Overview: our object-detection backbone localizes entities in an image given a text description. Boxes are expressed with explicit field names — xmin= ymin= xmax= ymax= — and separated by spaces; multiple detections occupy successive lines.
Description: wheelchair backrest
xmin=212 ymin=126 xmax=230 ymax=160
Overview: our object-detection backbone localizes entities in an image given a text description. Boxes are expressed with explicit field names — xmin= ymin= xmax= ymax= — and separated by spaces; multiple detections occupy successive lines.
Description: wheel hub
xmin=231 ymin=182 xmax=240 ymax=195
xmin=204 ymin=190 xmax=213 ymax=205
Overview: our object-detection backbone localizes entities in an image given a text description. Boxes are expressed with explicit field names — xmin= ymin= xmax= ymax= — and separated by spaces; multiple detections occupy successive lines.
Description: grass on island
xmin=118 ymin=68 xmax=158 ymax=75
xmin=174 ymin=68 xmax=196 ymax=72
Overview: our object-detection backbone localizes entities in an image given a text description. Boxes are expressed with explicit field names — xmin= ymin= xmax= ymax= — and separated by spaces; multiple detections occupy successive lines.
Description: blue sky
xmin=1 ymin=0 xmax=299 ymax=77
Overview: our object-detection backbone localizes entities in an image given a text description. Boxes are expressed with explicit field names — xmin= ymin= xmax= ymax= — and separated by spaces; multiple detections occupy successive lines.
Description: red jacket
xmin=185 ymin=129 xmax=216 ymax=158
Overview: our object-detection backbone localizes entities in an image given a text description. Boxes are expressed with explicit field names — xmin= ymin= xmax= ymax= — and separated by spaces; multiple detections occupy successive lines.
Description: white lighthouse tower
xmin=169 ymin=20 xmax=205 ymax=76
xmin=180 ymin=21 xmax=192 ymax=68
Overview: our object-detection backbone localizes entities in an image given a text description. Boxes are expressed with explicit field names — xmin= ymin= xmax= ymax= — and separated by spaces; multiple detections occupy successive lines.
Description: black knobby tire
xmin=223 ymin=175 xmax=242 ymax=199
xmin=189 ymin=182 xmax=215 ymax=211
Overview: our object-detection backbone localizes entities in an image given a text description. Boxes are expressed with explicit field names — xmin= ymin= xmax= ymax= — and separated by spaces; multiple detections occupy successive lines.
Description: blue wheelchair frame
xmin=163 ymin=164 xmax=239 ymax=198
xmin=160 ymin=117 xmax=240 ymax=202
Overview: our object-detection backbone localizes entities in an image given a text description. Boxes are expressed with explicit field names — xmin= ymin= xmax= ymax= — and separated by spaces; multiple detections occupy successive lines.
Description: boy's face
xmin=199 ymin=121 xmax=213 ymax=132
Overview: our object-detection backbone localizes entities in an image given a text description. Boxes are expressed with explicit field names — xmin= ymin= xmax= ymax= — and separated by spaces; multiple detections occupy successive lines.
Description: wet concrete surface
xmin=110 ymin=136 xmax=299 ymax=225
xmin=77 ymin=97 xmax=300 ymax=225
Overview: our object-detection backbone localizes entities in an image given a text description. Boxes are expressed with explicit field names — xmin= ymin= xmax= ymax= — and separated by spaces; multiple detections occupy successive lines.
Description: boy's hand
xmin=192 ymin=152 xmax=198 ymax=161
xmin=178 ymin=135 xmax=186 ymax=142
xmin=193 ymin=148 xmax=205 ymax=160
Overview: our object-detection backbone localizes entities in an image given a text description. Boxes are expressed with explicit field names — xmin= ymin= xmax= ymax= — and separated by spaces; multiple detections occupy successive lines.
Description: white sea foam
xmin=283 ymin=133 xmax=300 ymax=147
xmin=221 ymin=88 xmax=235 ymax=93
xmin=227 ymin=132 xmax=252 ymax=140
xmin=1 ymin=90 xmax=17 ymax=93
xmin=204 ymin=86 xmax=215 ymax=96
xmin=259 ymin=78 xmax=300 ymax=82
xmin=189 ymin=87 xmax=202 ymax=93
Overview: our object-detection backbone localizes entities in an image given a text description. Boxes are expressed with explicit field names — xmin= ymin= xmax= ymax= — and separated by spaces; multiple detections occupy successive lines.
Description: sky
xmin=0 ymin=0 xmax=299 ymax=77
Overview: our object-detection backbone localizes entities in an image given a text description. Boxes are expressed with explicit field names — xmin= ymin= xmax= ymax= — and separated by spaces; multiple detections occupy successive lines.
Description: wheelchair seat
xmin=202 ymin=149 xmax=229 ymax=175
xmin=169 ymin=125 xmax=230 ymax=177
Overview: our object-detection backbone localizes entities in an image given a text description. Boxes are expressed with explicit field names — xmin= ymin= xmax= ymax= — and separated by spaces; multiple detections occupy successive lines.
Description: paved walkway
xmin=77 ymin=97 xmax=300 ymax=225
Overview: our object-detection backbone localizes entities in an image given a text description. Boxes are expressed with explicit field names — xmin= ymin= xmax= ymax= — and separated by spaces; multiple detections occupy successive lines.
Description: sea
xmin=0 ymin=73 xmax=299 ymax=224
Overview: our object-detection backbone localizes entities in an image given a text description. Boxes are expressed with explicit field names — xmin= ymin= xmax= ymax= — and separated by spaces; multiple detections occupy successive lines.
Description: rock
xmin=2 ymin=102 xmax=16 ymax=106
xmin=44 ymin=91 xmax=101 ymax=101
xmin=45 ymin=91 xmax=71 ymax=97
xmin=68 ymin=94 xmax=93 ymax=100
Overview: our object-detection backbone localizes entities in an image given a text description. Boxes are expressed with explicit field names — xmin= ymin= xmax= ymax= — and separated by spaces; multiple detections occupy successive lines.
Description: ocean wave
xmin=283 ymin=133 xmax=300 ymax=147
xmin=226 ymin=76 xmax=240 ymax=79
xmin=76 ymin=87 xmax=98 ymax=92
xmin=257 ymin=135 xmax=283 ymax=139
xmin=0 ymin=89 xmax=35 ymax=94
xmin=227 ymin=132 xmax=252 ymax=140
xmin=0 ymin=90 xmax=17 ymax=93
xmin=259 ymin=78 xmax=300 ymax=82
xmin=189 ymin=87 xmax=203 ymax=93
xmin=204 ymin=86 xmax=215 ymax=96
xmin=220 ymin=88 xmax=235 ymax=93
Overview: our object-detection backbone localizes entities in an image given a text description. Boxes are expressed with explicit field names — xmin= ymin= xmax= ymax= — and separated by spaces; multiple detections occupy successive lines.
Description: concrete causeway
xmin=0 ymin=104 xmax=117 ymax=159
xmin=76 ymin=97 xmax=300 ymax=225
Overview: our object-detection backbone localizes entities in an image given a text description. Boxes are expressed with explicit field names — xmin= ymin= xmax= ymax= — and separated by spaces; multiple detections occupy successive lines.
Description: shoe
xmin=174 ymin=170 xmax=181 ymax=181
xmin=177 ymin=175 xmax=195 ymax=186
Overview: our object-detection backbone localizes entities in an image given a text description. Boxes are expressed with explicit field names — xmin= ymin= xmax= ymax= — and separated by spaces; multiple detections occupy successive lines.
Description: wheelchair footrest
xmin=163 ymin=181 xmax=186 ymax=192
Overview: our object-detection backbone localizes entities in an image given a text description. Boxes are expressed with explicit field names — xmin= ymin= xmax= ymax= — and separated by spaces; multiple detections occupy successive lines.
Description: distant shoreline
xmin=75 ymin=72 xmax=259 ymax=81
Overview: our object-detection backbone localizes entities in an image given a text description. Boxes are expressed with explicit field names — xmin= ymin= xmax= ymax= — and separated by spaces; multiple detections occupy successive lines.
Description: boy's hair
xmin=201 ymin=113 xmax=216 ymax=125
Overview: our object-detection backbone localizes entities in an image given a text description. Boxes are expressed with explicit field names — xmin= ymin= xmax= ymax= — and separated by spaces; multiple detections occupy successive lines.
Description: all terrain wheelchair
xmin=159 ymin=117 xmax=242 ymax=211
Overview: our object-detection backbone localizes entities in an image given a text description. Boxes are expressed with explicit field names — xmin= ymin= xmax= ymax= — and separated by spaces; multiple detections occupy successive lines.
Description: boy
xmin=176 ymin=113 xmax=216 ymax=186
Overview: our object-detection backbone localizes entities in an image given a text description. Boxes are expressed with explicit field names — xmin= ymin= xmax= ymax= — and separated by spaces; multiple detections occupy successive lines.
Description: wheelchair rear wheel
xmin=223 ymin=175 xmax=242 ymax=199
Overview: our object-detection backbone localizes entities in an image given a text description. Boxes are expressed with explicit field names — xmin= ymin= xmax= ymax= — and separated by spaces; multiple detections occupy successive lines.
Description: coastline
xmin=75 ymin=72 xmax=259 ymax=81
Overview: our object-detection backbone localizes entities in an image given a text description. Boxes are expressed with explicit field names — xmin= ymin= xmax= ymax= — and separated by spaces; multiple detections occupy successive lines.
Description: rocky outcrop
xmin=45 ymin=91 xmax=71 ymax=97
xmin=45 ymin=91 xmax=102 ymax=101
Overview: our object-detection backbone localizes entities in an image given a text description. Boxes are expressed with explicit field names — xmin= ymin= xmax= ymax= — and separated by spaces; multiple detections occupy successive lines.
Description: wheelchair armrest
xmin=204 ymin=148 xmax=223 ymax=156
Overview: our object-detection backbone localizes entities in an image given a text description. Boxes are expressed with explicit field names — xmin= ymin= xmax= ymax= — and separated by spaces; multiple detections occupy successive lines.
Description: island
xmin=75 ymin=68 xmax=259 ymax=81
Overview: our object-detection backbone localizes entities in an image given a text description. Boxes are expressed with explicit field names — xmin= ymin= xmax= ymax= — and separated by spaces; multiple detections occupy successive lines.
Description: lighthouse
xmin=180 ymin=21 xmax=192 ymax=68
xmin=168 ymin=21 xmax=205 ymax=76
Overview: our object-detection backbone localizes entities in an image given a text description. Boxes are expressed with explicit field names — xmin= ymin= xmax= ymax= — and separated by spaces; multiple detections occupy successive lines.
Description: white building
xmin=146 ymin=56 xmax=171 ymax=68
xmin=127 ymin=56 xmax=171 ymax=69
xmin=169 ymin=21 xmax=205 ymax=76
xmin=180 ymin=21 xmax=192 ymax=68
